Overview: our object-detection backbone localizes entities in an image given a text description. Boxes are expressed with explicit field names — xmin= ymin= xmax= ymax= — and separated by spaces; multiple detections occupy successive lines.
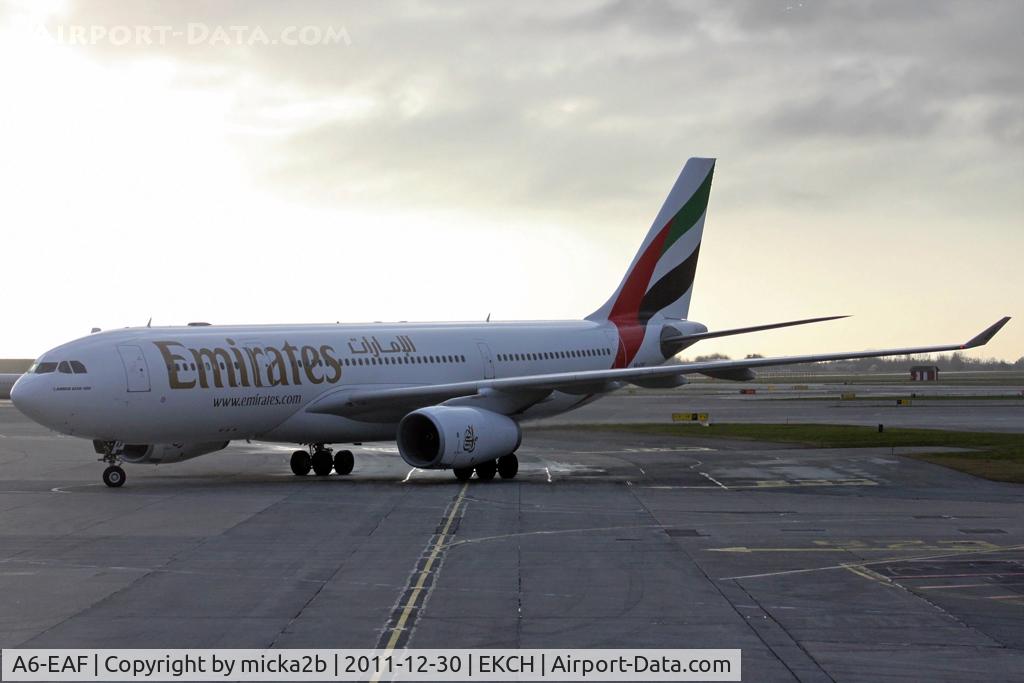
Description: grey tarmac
xmin=1 ymin=389 xmax=1022 ymax=682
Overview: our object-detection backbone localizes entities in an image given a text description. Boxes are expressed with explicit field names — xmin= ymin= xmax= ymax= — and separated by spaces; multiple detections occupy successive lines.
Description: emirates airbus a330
xmin=10 ymin=158 xmax=1010 ymax=487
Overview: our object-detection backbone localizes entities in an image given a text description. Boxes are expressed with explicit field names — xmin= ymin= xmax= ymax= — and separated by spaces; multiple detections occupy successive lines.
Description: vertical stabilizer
xmin=588 ymin=157 xmax=715 ymax=365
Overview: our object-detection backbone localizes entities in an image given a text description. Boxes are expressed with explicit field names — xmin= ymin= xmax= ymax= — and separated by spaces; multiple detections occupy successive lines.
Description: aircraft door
xmin=477 ymin=342 xmax=495 ymax=379
xmin=117 ymin=345 xmax=151 ymax=392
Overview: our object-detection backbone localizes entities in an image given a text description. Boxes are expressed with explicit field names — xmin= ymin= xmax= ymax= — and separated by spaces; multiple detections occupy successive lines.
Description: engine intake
xmin=397 ymin=406 xmax=521 ymax=469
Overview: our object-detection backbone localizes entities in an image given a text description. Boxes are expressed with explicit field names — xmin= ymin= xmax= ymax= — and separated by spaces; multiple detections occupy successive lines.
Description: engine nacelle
xmin=118 ymin=441 xmax=230 ymax=464
xmin=397 ymin=406 xmax=521 ymax=469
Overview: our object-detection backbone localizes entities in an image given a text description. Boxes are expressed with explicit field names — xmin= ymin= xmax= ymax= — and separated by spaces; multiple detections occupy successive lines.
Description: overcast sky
xmin=2 ymin=0 xmax=1020 ymax=361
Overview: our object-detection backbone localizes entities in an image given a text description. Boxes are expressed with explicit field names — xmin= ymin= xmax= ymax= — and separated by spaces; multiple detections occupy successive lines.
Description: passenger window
xmin=58 ymin=361 xmax=72 ymax=374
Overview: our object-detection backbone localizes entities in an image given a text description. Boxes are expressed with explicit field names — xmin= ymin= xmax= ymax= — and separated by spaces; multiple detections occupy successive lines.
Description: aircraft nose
xmin=10 ymin=376 xmax=45 ymax=422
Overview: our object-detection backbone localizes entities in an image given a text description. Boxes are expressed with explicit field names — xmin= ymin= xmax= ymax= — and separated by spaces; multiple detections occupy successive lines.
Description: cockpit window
xmin=33 ymin=362 xmax=58 ymax=374
xmin=70 ymin=360 xmax=87 ymax=374
xmin=58 ymin=361 xmax=73 ymax=374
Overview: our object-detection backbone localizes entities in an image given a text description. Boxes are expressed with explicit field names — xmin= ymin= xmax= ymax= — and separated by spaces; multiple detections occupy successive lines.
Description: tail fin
xmin=587 ymin=157 xmax=715 ymax=324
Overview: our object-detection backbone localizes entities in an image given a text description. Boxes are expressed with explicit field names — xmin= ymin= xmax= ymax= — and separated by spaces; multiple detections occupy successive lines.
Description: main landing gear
xmin=290 ymin=445 xmax=355 ymax=477
xmin=452 ymin=453 xmax=518 ymax=482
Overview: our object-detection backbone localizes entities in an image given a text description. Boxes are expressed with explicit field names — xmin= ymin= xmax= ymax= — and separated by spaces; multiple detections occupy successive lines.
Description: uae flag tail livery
xmin=587 ymin=157 xmax=715 ymax=368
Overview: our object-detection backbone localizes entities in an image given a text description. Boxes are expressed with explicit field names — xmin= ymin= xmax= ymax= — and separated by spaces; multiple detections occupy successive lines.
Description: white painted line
xmin=720 ymin=543 xmax=1024 ymax=582
xmin=644 ymin=485 xmax=727 ymax=490
xmin=401 ymin=468 xmax=418 ymax=483
xmin=567 ymin=446 xmax=713 ymax=454
xmin=700 ymin=472 xmax=729 ymax=490
xmin=544 ymin=467 xmax=552 ymax=483
xmin=48 ymin=483 xmax=104 ymax=494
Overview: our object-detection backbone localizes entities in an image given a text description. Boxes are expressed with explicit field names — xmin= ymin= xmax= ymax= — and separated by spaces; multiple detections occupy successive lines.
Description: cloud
xmin=5 ymin=0 xmax=1012 ymax=230
xmin=1 ymin=0 xmax=1021 ymax=359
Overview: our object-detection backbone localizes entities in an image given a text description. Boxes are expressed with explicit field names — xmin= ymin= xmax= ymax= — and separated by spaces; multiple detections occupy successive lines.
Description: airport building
xmin=909 ymin=364 xmax=940 ymax=381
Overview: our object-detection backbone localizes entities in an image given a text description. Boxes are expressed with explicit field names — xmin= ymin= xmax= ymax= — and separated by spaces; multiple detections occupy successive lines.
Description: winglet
xmin=962 ymin=316 xmax=1011 ymax=349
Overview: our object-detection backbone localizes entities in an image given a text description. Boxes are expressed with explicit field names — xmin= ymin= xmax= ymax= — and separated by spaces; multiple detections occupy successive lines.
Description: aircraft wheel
xmin=102 ymin=465 xmax=126 ymax=488
xmin=497 ymin=454 xmax=519 ymax=479
xmin=290 ymin=450 xmax=312 ymax=476
xmin=333 ymin=450 xmax=354 ymax=475
xmin=453 ymin=467 xmax=474 ymax=482
xmin=311 ymin=450 xmax=333 ymax=476
xmin=475 ymin=460 xmax=497 ymax=481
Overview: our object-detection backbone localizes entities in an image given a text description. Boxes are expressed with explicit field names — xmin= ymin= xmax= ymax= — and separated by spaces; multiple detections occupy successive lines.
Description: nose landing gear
xmin=97 ymin=442 xmax=126 ymax=488
xmin=102 ymin=465 xmax=126 ymax=488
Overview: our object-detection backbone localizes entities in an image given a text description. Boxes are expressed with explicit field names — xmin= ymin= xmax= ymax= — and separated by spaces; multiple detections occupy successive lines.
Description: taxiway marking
xmin=720 ymin=543 xmax=1024 ymax=581
xmin=710 ymin=540 xmax=1000 ymax=554
xmin=699 ymin=472 xmax=728 ymax=489
xmin=377 ymin=482 xmax=468 ymax=659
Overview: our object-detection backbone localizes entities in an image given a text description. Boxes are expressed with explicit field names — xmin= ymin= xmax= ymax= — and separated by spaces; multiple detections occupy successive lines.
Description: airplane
xmin=9 ymin=157 xmax=1010 ymax=487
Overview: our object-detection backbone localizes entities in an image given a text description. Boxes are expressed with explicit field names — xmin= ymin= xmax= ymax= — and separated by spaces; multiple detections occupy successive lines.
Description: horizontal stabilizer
xmin=663 ymin=315 xmax=848 ymax=345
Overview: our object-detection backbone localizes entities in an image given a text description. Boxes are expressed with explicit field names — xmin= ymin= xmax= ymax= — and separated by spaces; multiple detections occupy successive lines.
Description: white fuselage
xmin=10 ymin=319 xmax=697 ymax=446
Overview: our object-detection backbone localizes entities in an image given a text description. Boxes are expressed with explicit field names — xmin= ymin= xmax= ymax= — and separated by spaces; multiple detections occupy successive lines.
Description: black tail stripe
xmin=638 ymin=242 xmax=701 ymax=325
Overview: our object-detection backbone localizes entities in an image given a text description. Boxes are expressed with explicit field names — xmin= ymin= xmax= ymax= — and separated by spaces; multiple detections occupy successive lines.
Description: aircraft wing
xmin=306 ymin=317 xmax=1010 ymax=419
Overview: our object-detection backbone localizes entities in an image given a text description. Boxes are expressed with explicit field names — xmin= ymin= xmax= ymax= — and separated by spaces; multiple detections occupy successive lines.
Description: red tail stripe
xmin=607 ymin=221 xmax=672 ymax=367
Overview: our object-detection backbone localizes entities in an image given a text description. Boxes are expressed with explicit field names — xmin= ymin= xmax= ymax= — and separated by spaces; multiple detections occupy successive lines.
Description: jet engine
xmin=113 ymin=441 xmax=230 ymax=464
xmin=397 ymin=406 xmax=521 ymax=469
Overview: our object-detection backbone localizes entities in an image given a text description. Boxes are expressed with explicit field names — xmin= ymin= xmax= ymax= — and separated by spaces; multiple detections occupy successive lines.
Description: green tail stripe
xmin=661 ymin=167 xmax=714 ymax=256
